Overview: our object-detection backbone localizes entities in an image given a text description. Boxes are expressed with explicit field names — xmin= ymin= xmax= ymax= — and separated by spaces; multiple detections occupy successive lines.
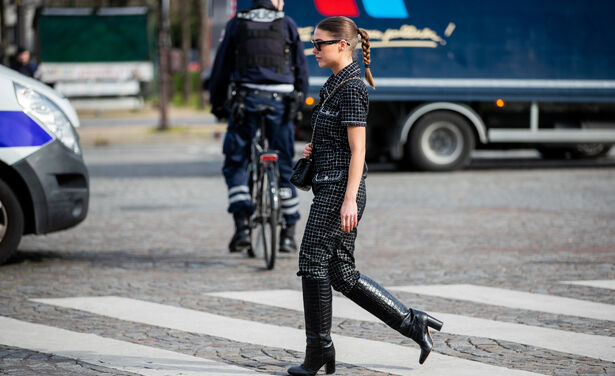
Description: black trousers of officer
xmin=298 ymin=176 xmax=367 ymax=294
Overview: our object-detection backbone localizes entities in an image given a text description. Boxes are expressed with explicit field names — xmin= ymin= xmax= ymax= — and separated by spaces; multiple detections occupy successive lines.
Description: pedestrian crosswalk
xmin=29 ymin=296 xmax=540 ymax=376
xmin=206 ymin=289 xmax=615 ymax=362
xmin=0 ymin=316 xmax=272 ymax=376
xmin=561 ymin=279 xmax=615 ymax=290
xmin=387 ymin=284 xmax=615 ymax=321
xmin=0 ymin=280 xmax=612 ymax=375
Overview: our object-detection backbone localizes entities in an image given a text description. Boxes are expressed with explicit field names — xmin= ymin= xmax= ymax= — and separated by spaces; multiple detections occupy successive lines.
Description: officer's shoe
xmin=279 ymin=224 xmax=297 ymax=253
xmin=229 ymin=213 xmax=251 ymax=253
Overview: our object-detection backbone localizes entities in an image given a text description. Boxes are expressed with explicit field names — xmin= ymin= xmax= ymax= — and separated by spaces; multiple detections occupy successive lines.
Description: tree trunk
xmin=16 ymin=0 xmax=26 ymax=49
xmin=0 ymin=0 xmax=7 ymax=66
xmin=157 ymin=0 xmax=170 ymax=130
xmin=197 ymin=0 xmax=210 ymax=108
xmin=181 ymin=0 xmax=191 ymax=104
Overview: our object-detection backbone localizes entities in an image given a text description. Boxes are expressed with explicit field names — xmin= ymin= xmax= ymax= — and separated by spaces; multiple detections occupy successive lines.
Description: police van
xmin=0 ymin=65 xmax=88 ymax=264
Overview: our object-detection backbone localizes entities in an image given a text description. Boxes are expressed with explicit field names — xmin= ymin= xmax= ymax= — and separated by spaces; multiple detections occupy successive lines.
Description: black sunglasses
xmin=311 ymin=39 xmax=343 ymax=51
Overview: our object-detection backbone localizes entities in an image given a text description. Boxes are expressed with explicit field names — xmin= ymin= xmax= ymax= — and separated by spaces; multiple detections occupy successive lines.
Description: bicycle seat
xmin=255 ymin=105 xmax=276 ymax=116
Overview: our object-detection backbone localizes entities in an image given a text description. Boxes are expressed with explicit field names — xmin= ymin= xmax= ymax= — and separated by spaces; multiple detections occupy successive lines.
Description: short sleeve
xmin=339 ymin=84 xmax=368 ymax=127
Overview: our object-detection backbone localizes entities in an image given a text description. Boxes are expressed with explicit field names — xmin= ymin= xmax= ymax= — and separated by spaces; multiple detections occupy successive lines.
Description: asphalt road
xmin=1 ymin=141 xmax=614 ymax=376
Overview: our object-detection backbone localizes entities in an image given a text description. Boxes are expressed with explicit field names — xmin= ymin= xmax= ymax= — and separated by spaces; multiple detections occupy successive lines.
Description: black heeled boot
xmin=288 ymin=277 xmax=336 ymax=376
xmin=343 ymin=274 xmax=443 ymax=365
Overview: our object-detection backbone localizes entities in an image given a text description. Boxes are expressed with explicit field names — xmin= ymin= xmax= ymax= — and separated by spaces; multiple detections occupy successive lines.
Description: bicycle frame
xmin=249 ymin=121 xmax=281 ymax=212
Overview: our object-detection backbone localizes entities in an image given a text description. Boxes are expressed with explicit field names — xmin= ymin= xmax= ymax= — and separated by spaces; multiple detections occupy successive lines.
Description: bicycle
xmin=246 ymin=105 xmax=282 ymax=270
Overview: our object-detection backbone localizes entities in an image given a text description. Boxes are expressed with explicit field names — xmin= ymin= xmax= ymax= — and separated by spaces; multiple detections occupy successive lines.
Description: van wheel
xmin=0 ymin=179 xmax=24 ymax=265
xmin=405 ymin=111 xmax=475 ymax=171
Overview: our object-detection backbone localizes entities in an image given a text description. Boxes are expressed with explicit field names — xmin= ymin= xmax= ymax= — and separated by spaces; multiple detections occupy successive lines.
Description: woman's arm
xmin=302 ymin=143 xmax=312 ymax=158
xmin=341 ymin=126 xmax=366 ymax=233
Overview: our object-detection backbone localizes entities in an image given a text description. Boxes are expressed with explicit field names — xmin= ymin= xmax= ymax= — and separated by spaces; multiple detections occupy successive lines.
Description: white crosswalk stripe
xmin=560 ymin=279 xmax=615 ymax=290
xmin=388 ymin=284 xmax=615 ymax=321
xmin=31 ymin=296 xmax=543 ymax=376
xmin=206 ymin=289 xmax=615 ymax=362
xmin=0 ymin=316 xmax=273 ymax=376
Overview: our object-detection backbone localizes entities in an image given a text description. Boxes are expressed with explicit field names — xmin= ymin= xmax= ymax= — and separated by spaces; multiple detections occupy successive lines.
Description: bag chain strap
xmin=310 ymin=77 xmax=362 ymax=144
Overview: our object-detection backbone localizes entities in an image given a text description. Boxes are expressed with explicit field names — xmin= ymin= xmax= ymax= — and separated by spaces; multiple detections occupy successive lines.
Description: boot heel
xmin=325 ymin=358 xmax=336 ymax=374
xmin=427 ymin=315 xmax=443 ymax=331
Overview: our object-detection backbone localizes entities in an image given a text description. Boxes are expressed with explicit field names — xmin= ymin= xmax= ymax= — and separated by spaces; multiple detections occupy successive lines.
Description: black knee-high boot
xmin=288 ymin=277 xmax=336 ymax=376
xmin=343 ymin=274 xmax=443 ymax=364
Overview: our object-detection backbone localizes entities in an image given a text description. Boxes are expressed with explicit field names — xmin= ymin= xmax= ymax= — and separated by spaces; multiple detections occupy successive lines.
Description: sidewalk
xmin=76 ymin=106 xmax=227 ymax=147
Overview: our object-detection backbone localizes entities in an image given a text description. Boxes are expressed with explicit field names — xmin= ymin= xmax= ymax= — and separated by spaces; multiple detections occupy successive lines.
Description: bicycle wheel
xmin=246 ymin=163 xmax=257 ymax=258
xmin=254 ymin=165 xmax=279 ymax=270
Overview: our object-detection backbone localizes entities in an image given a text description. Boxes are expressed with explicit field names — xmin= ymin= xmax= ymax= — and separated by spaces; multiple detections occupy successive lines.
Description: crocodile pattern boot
xmin=343 ymin=274 xmax=443 ymax=364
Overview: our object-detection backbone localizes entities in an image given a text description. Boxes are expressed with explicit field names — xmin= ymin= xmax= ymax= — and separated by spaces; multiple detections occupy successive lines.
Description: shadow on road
xmin=87 ymin=161 xmax=223 ymax=178
xmin=85 ymin=157 xmax=615 ymax=178
xmin=368 ymin=157 xmax=615 ymax=173
xmin=467 ymin=157 xmax=615 ymax=171
xmin=3 ymin=249 xmax=236 ymax=270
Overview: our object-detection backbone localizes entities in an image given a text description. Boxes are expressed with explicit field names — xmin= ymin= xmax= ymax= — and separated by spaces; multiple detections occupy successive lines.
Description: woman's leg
xmin=290 ymin=187 xmax=340 ymax=376
xmin=328 ymin=231 xmax=443 ymax=364
xmin=326 ymin=180 xmax=442 ymax=365
xmin=287 ymin=276 xmax=335 ymax=376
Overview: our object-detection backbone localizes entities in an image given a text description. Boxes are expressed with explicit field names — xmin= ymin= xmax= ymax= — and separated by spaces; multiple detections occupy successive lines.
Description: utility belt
xmin=239 ymin=87 xmax=291 ymax=101
xmin=227 ymin=83 xmax=303 ymax=126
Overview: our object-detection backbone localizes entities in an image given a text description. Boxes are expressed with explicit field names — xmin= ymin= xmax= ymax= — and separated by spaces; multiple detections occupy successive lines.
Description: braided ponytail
xmin=358 ymin=28 xmax=375 ymax=88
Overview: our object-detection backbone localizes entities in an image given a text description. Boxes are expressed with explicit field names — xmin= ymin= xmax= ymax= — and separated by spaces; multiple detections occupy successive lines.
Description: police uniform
xmin=209 ymin=0 xmax=308 ymax=229
xmin=298 ymin=61 xmax=369 ymax=294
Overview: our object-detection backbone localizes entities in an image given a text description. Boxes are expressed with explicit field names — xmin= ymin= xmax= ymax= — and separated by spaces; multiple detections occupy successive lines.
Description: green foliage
xmin=172 ymin=71 xmax=202 ymax=93
xmin=170 ymin=92 xmax=202 ymax=108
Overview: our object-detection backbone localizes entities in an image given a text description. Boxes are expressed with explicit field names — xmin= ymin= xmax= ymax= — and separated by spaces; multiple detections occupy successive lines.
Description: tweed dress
xmin=298 ymin=61 xmax=369 ymax=294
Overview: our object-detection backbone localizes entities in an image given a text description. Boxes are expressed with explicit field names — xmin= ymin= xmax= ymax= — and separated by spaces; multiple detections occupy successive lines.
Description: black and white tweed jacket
xmin=311 ymin=61 xmax=368 ymax=176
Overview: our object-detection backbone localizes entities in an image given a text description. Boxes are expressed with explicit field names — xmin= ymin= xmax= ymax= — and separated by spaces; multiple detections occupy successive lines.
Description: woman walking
xmin=288 ymin=17 xmax=443 ymax=376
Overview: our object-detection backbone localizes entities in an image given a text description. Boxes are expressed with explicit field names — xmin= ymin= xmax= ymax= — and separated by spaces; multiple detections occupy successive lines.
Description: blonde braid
xmin=358 ymin=28 xmax=375 ymax=88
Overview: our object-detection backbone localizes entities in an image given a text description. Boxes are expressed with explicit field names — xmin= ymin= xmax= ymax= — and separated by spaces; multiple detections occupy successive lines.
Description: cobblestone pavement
xmin=1 ymin=142 xmax=614 ymax=376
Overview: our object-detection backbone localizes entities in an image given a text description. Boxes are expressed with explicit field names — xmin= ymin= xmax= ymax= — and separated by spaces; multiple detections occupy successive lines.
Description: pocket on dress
xmin=312 ymin=170 xmax=345 ymax=184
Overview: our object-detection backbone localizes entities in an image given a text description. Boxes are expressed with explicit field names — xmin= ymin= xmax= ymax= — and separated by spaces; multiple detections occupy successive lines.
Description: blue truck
xmin=221 ymin=0 xmax=615 ymax=170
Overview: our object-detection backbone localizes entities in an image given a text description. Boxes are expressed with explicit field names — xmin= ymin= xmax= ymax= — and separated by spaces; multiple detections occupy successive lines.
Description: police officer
xmin=209 ymin=0 xmax=309 ymax=254
xmin=10 ymin=47 xmax=37 ymax=78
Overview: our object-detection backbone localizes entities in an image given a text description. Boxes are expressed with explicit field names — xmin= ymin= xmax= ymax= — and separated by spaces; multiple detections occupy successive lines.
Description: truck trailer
xmin=225 ymin=0 xmax=615 ymax=171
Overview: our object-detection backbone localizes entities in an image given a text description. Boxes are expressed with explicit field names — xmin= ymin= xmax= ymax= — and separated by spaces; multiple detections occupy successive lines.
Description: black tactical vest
xmin=235 ymin=7 xmax=290 ymax=76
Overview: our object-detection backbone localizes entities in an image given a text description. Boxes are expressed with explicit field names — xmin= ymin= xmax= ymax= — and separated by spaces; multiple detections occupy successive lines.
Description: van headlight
xmin=14 ymin=83 xmax=81 ymax=154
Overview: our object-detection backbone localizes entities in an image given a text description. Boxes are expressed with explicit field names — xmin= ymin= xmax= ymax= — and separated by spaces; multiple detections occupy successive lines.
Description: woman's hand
xmin=302 ymin=143 xmax=313 ymax=158
xmin=340 ymin=196 xmax=358 ymax=233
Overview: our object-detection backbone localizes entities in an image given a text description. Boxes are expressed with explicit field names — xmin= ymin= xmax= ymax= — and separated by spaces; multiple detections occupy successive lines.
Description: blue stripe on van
xmin=0 ymin=111 xmax=53 ymax=147
xmin=362 ymin=0 xmax=408 ymax=18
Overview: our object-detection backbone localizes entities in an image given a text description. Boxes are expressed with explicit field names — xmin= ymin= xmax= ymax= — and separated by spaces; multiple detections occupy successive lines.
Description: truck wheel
xmin=538 ymin=144 xmax=612 ymax=159
xmin=0 ymin=179 xmax=24 ymax=265
xmin=405 ymin=111 xmax=475 ymax=171
xmin=570 ymin=144 xmax=612 ymax=159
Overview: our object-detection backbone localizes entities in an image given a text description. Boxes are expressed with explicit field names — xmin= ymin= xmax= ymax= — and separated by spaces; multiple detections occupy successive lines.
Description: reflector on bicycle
xmin=260 ymin=154 xmax=278 ymax=162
